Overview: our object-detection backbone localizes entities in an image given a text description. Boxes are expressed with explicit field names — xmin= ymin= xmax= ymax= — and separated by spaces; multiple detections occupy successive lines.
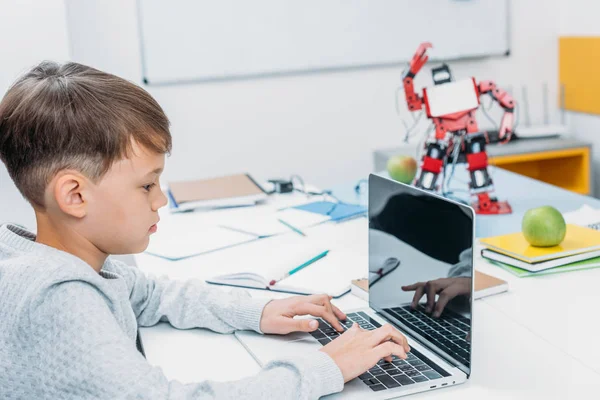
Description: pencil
xmin=277 ymin=218 xmax=307 ymax=236
xmin=269 ymin=250 xmax=329 ymax=286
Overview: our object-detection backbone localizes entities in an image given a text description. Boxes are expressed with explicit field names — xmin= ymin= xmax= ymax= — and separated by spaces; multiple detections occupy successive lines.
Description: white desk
xmin=137 ymin=173 xmax=600 ymax=398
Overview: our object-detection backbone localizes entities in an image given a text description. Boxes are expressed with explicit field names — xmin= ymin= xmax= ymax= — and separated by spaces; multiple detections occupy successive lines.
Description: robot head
xmin=431 ymin=64 xmax=453 ymax=85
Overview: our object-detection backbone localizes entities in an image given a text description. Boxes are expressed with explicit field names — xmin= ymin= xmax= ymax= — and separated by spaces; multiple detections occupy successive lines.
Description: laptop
xmin=235 ymin=174 xmax=475 ymax=398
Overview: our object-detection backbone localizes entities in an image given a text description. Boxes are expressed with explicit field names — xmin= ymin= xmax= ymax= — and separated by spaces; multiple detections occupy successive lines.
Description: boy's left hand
xmin=260 ymin=294 xmax=347 ymax=335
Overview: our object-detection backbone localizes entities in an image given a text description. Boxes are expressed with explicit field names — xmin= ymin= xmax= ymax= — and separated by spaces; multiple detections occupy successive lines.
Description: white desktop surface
xmin=136 ymin=183 xmax=600 ymax=399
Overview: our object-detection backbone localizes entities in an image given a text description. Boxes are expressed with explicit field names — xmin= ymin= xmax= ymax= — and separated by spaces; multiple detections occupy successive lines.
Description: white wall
xmin=559 ymin=0 xmax=600 ymax=197
xmin=0 ymin=0 xmax=71 ymax=229
xmin=65 ymin=0 xmax=560 ymax=191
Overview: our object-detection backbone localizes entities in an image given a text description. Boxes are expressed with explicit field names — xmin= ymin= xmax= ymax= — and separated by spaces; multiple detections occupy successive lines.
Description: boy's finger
xmin=425 ymin=282 xmax=438 ymax=313
xmin=373 ymin=341 xmax=407 ymax=361
xmin=411 ymin=285 xmax=426 ymax=309
xmin=292 ymin=303 xmax=326 ymax=318
xmin=297 ymin=302 xmax=343 ymax=332
xmin=401 ymin=282 xmax=422 ymax=292
xmin=288 ymin=318 xmax=319 ymax=333
xmin=369 ymin=325 xmax=411 ymax=353
xmin=322 ymin=309 xmax=344 ymax=332
xmin=331 ymin=304 xmax=347 ymax=321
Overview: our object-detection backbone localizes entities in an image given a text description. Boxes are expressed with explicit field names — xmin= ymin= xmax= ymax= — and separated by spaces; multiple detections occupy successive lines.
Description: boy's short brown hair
xmin=0 ymin=61 xmax=171 ymax=208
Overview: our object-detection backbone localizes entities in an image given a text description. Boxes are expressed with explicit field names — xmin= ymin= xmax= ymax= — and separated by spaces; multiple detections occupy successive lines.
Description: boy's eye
xmin=143 ymin=183 xmax=156 ymax=192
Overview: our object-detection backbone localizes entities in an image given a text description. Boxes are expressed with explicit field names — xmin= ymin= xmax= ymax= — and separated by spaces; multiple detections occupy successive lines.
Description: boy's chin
xmin=112 ymin=237 xmax=150 ymax=256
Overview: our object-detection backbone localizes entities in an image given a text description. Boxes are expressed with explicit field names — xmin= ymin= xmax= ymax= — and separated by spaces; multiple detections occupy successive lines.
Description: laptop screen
xmin=368 ymin=174 xmax=473 ymax=376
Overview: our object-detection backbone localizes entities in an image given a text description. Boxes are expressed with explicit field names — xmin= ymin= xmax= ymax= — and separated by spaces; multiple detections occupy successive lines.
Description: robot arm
xmin=478 ymin=80 xmax=516 ymax=142
xmin=402 ymin=42 xmax=432 ymax=111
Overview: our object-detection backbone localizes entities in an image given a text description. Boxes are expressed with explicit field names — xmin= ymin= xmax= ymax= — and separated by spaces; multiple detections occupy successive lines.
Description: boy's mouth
xmin=149 ymin=224 xmax=158 ymax=233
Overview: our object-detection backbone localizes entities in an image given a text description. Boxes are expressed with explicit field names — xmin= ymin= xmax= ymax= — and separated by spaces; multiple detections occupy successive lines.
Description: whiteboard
xmin=138 ymin=0 xmax=509 ymax=85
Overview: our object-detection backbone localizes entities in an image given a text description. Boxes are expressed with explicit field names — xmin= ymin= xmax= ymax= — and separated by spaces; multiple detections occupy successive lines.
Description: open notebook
xmin=563 ymin=204 xmax=600 ymax=230
xmin=206 ymin=245 xmax=366 ymax=298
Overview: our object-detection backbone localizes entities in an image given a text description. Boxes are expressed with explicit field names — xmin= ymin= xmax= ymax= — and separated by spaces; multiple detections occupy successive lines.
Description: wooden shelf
xmin=489 ymin=147 xmax=591 ymax=195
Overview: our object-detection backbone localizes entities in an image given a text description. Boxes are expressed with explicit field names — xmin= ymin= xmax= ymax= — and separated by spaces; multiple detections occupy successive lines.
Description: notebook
xmin=563 ymin=204 xmax=600 ymax=231
xmin=289 ymin=201 xmax=367 ymax=222
xmin=168 ymin=173 xmax=268 ymax=212
xmin=206 ymin=245 xmax=366 ymax=298
xmin=481 ymin=248 xmax=600 ymax=272
xmin=473 ymin=270 xmax=508 ymax=299
xmin=490 ymin=256 xmax=600 ymax=278
xmin=480 ymin=224 xmax=600 ymax=263
xmin=350 ymin=271 xmax=507 ymax=301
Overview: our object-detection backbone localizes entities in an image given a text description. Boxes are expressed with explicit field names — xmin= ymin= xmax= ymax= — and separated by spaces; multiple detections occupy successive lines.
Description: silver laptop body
xmin=236 ymin=174 xmax=475 ymax=399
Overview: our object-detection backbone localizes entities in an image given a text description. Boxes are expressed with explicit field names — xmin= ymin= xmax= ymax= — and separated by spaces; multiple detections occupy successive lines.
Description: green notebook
xmin=490 ymin=256 xmax=600 ymax=278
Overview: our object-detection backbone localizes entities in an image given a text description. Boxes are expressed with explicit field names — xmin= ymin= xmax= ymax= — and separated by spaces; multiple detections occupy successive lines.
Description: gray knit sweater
xmin=0 ymin=223 xmax=343 ymax=399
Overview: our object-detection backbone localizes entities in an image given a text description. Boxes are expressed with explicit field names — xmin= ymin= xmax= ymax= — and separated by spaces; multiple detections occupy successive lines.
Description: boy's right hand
xmin=320 ymin=323 xmax=411 ymax=382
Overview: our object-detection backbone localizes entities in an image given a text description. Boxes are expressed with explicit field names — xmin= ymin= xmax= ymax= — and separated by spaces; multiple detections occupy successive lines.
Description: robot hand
xmin=498 ymin=111 xmax=514 ymax=144
xmin=406 ymin=42 xmax=432 ymax=77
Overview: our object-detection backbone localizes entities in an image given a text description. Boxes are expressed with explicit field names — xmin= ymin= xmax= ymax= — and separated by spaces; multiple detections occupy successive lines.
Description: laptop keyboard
xmin=308 ymin=311 xmax=449 ymax=392
xmin=384 ymin=305 xmax=471 ymax=368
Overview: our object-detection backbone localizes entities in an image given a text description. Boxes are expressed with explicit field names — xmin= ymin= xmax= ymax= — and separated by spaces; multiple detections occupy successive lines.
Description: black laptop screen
xmin=368 ymin=174 xmax=473 ymax=375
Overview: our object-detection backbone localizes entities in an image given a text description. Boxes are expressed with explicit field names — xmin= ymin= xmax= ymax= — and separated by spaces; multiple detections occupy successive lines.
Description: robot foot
xmin=472 ymin=193 xmax=512 ymax=215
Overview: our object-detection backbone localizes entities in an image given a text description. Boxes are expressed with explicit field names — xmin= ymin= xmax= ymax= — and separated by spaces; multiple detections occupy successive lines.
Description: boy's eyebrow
xmin=145 ymin=167 xmax=163 ymax=177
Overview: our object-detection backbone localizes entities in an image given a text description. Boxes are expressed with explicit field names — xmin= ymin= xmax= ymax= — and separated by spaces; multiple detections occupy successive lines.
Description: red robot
xmin=402 ymin=42 xmax=515 ymax=215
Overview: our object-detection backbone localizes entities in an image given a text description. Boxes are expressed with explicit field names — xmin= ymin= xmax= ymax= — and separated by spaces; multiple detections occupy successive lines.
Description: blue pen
xmin=269 ymin=250 xmax=329 ymax=286
xmin=277 ymin=218 xmax=307 ymax=236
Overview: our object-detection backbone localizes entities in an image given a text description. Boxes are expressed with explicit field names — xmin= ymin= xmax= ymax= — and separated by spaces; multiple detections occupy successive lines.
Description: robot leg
xmin=415 ymin=143 xmax=445 ymax=191
xmin=465 ymin=134 xmax=493 ymax=192
xmin=465 ymin=133 xmax=512 ymax=215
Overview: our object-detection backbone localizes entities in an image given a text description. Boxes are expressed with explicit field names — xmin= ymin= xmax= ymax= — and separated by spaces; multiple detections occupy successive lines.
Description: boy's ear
xmin=51 ymin=171 xmax=89 ymax=219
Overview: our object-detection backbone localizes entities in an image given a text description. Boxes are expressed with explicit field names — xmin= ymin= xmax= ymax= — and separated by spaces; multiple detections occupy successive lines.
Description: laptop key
xmin=415 ymin=364 xmax=432 ymax=371
xmin=369 ymin=384 xmax=387 ymax=392
xmin=411 ymin=375 xmax=429 ymax=383
xmin=364 ymin=378 xmax=380 ymax=386
xmin=310 ymin=330 xmax=326 ymax=339
xmin=375 ymin=375 xmax=400 ymax=388
xmin=317 ymin=319 xmax=329 ymax=329
xmin=422 ymin=370 xmax=443 ymax=380
xmin=393 ymin=375 xmax=415 ymax=385
xmin=381 ymin=363 xmax=396 ymax=370
xmin=405 ymin=370 xmax=422 ymax=378
xmin=358 ymin=372 xmax=373 ymax=381
xmin=318 ymin=338 xmax=331 ymax=346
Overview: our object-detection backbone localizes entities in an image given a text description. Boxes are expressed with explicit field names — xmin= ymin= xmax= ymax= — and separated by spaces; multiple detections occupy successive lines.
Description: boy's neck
xmin=34 ymin=212 xmax=107 ymax=273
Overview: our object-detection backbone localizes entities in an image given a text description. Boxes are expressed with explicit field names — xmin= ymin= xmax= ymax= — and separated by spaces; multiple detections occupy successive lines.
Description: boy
xmin=0 ymin=62 xmax=409 ymax=399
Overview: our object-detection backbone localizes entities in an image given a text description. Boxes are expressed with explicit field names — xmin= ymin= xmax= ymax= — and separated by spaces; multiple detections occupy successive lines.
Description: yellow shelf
xmin=490 ymin=147 xmax=590 ymax=195
xmin=559 ymin=36 xmax=600 ymax=114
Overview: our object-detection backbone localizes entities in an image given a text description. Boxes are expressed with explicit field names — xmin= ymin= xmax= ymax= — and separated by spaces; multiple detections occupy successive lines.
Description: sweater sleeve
xmin=109 ymin=259 xmax=271 ymax=333
xmin=26 ymin=280 xmax=344 ymax=399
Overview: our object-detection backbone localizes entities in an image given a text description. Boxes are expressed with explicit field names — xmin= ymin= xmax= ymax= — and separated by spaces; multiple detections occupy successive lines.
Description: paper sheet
xmin=220 ymin=208 xmax=331 ymax=238
xmin=563 ymin=205 xmax=600 ymax=230
xmin=145 ymin=224 xmax=256 ymax=260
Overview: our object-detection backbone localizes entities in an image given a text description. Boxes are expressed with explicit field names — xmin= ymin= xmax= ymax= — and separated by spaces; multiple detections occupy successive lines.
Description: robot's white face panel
xmin=424 ymin=78 xmax=479 ymax=117
xmin=432 ymin=70 xmax=451 ymax=83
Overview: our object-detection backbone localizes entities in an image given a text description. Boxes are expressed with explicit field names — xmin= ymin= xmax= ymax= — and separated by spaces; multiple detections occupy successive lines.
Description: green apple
xmin=387 ymin=155 xmax=417 ymax=184
xmin=521 ymin=206 xmax=566 ymax=247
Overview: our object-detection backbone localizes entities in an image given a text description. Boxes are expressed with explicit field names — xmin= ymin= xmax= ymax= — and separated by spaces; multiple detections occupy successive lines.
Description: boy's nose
xmin=153 ymin=189 xmax=168 ymax=210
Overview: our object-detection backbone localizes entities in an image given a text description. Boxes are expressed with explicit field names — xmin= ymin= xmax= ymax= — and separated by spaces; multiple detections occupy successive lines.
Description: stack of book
xmin=480 ymin=224 xmax=600 ymax=277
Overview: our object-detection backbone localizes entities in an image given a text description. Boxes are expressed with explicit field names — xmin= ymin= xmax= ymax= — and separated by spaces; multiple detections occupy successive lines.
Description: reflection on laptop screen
xmin=368 ymin=174 xmax=473 ymax=375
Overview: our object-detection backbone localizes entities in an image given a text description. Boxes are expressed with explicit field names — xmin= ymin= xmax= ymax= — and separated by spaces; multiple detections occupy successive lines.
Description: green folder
xmin=490 ymin=256 xmax=600 ymax=278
